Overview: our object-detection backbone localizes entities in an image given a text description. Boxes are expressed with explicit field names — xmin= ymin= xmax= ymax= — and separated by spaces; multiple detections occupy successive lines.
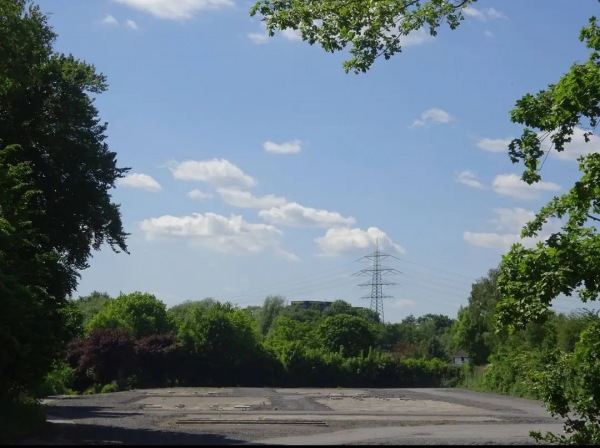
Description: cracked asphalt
xmin=23 ymin=387 xmax=563 ymax=445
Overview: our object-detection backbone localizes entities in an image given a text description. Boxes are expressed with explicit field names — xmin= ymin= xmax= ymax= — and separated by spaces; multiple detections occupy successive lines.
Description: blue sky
xmin=39 ymin=0 xmax=600 ymax=322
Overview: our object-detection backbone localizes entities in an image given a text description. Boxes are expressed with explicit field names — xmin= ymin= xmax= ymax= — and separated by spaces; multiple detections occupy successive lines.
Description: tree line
xmin=39 ymin=292 xmax=463 ymax=396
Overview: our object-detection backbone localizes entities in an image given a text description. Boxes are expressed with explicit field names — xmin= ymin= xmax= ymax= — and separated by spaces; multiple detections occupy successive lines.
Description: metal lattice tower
xmin=353 ymin=240 xmax=400 ymax=323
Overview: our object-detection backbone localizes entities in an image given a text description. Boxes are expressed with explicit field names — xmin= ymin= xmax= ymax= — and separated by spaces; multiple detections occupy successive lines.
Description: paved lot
xmin=29 ymin=387 xmax=564 ymax=445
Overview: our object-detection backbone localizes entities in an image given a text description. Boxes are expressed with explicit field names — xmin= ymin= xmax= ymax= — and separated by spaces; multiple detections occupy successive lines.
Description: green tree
xmin=280 ymin=302 xmax=324 ymax=322
xmin=531 ymin=318 xmax=600 ymax=445
xmin=73 ymin=291 xmax=112 ymax=327
xmin=0 ymin=0 xmax=129 ymax=402
xmin=386 ymin=315 xmax=421 ymax=356
xmin=178 ymin=303 xmax=261 ymax=385
xmin=497 ymin=18 xmax=600 ymax=331
xmin=417 ymin=314 xmax=454 ymax=332
xmin=317 ymin=314 xmax=376 ymax=357
xmin=168 ymin=298 xmax=218 ymax=326
xmin=323 ymin=299 xmax=355 ymax=316
xmin=259 ymin=295 xmax=286 ymax=336
xmin=250 ymin=0 xmax=475 ymax=73
xmin=554 ymin=311 xmax=595 ymax=353
xmin=324 ymin=299 xmax=381 ymax=323
xmin=265 ymin=316 xmax=317 ymax=355
xmin=0 ymin=147 xmax=83 ymax=400
xmin=87 ymin=292 xmax=175 ymax=338
xmin=1 ymin=0 xmax=129 ymax=292
xmin=354 ymin=307 xmax=381 ymax=323
xmin=493 ymin=18 xmax=600 ymax=443
xmin=454 ymin=269 xmax=501 ymax=365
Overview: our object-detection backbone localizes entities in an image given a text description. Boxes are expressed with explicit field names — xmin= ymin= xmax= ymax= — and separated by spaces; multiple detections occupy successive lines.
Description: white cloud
xmin=169 ymin=159 xmax=256 ymax=189
xmin=186 ymin=189 xmax=212 ymax=200
xmin=248 ymin=32 xmax=269 ymax=44
xmin=248 ymin=27 xmax=305 ymax=44
xmin=456 ymin=170 xmax=484 ymax=189
xmin=263 ymin=139 xmax=302 ymax=154
xmin=400 ymin=28 xmax=434 ymax=47
xmin=275 ymin=248 xmax=300 ymax=262
xmin=217 ymin=188 xmax=287 ymax=209
xmin=492 ymin=173 xmax=561 ymax=200
xmin=259 ymin=202 xmax=356 ymax=228
xmin=463 ymin=231 xmax=523 ymax=251
xmin=281 ymin=28 xmax=302 ymax=41
xmin=463 ymin=6 xmax=506 ymax=21
xmin=381 ymin=21 xmax=433 ymax=48
xmin=126 ymin=19 xmax=139 ymax=29
xmin=490 ymin=207 xmax=536 ymax=233
xmin=464 ymin=207 xmax=562 ymax=251
xmin=390 ymin=298 xmax=416 ymax=309
xmin=102 ymin=14 xmax=119 ymax=25
xmin=480 ymin=128 xmax=599 ymax=162
xmin=114 ymin=0 xmax=233 ymax=20
xmin=139 ymin=212 xmax=285 ymax=255
xmin=315 ymin=227 xmax=405 ymax=256
xmin=544 ymin=127 xmax=600 ymax=161
xmin=117 ymin=173 xmax=162 ymax=192
xmin=476 ymin=137 xmax=511 ymax=153
xmin=411 ymin=108 xmax=453 ymax=127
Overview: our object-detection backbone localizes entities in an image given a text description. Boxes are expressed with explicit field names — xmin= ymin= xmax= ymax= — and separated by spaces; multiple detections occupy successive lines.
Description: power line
xmin=393 ymin=256 xmax=476 ymax=281
xmin=225 ymin=260 xmax=356 ymax=301
xmin=222 ymin=254 xmax=480 ymax=311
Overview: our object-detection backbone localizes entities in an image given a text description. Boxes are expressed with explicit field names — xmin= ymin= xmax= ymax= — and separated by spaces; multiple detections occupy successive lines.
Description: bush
xmin=100 ymin=382 xmax=118 ymax=394
xmin=479 ymin=347 xmax=552 ymax=399
xmin=273 ymin=344 xmax=459 ymax=388
xmin=35 ymin=362 xmax=76 ymax=397
xmin=531 ymin=319 xmax=600 ymax=445
xmin=83 ymin=384 xmax=102 ymax=395
xmin=67 ymin=328 xmax=135 ymax=390
xmin=135 ymin=333 xmax=180 ymax=388
xmin=396 ymin=357 xmax=460 ymax=388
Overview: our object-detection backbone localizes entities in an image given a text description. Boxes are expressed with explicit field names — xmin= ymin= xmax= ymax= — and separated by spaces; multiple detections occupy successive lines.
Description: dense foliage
xmin=0 ymin=0 xmax=127 ymax=418
xmin=250 ymin=0 xmax=475 ymax=73
xmin=47 ymin=294 xmax=461 ymax=392
xmin=0 ymin=1 xmax=128 ymax=441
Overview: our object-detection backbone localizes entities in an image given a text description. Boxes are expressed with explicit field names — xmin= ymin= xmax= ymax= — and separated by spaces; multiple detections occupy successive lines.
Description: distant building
xmin=290 ymin=300 xmax=332 ymax=312
xmin=452 ymin=350 xmax=469 ymax=365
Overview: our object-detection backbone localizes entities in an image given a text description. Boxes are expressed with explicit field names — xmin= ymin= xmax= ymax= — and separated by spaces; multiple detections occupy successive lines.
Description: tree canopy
xmin=250 ymin=0 xmax=475 ymax=73
xmin=453 ymin=269 xmax=501 ymax=365
xmin=87 ymin=292 xmax=175 ymax=339
xmin=317 ymin=314 xmax=376 ymax=356
xmin=0 ymin=0 xmax=129 ymax=401
xmin=497 ymin=17 xmax=600 ymax=331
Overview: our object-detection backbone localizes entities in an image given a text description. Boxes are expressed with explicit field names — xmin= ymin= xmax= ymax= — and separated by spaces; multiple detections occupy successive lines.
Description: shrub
xmin=67 ymin=328 xmax=135 ymax=390
xmin=100 ymin=382 xmax=118 ymax=394
xmin=531 ymin=319 xmax=600 ymax=445
xmin=35 ymin=361 xmax=76 ymax=397
xmin=135 ymin=333 xmax=180 ymax=388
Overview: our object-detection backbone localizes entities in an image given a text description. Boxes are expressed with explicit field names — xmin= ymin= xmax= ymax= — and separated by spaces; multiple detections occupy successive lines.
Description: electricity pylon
xmin=353 ymin=240 xmax=400 ymax=323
